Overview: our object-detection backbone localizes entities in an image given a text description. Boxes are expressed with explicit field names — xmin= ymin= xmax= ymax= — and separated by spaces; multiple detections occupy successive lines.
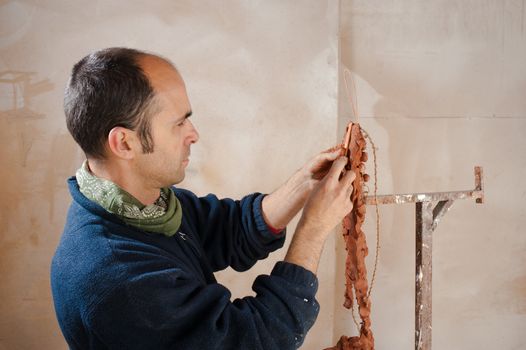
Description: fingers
xmin=309 ymin=146 xmax=341 ymax=171
xmin=345 ymin=183 xmax=354 ymax=198
xmin=342 ymin=169 xmax=356 ymax=198
xmin=323 ymin=145 xmax=343 ymax=154
xmin=326 ymin=156 xmax=348 ymax=182
xmin=342 ymin=169 xmax=356 ymax=186
xmin=319 ymin=147 xmax=342 ymax=161
xmin=322 ymin=150 xmax=341 ymax=163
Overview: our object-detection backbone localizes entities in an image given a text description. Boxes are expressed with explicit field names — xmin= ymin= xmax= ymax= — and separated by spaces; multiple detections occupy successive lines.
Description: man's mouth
xmin=182 ymin=151 xmax=191 ymax=165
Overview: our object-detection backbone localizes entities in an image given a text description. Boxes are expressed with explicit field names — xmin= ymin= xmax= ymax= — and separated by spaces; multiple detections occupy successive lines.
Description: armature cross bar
xmin=364 ymin=166 xmax=484 ymax=350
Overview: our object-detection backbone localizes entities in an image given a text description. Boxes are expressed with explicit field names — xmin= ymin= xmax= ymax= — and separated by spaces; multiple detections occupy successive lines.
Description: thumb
xmin=323 ymin=145 xmax=343 ymax=154
xmin=319 ymin=147 xmax=341 ymax=162
xmin=327 ymin=147 xmax=342 ymax=159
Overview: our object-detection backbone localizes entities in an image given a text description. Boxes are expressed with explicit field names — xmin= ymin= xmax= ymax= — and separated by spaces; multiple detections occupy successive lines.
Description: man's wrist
xmin=261 ymin=170 xmax=312 ymax=229
xmin=284 ymin=222 xmax=327 ymax=275
xmin=266 ymin=220 xmax=285 ymax=234
xmin=288 ymin=167 xmax=314 ymax=202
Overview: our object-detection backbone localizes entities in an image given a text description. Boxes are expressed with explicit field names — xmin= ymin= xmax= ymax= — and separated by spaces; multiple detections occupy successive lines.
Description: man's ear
xmin=107 ymin=127 xmax=137 ymax=160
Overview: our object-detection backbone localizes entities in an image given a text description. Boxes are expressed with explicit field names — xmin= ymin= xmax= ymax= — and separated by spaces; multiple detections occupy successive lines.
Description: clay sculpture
xmin=326 ymin=122 xmax=374 ymax=350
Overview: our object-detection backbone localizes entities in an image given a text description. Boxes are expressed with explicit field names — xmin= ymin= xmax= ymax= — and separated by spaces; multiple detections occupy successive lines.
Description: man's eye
xmin=177 ymin=119 xmax=187 ymax=126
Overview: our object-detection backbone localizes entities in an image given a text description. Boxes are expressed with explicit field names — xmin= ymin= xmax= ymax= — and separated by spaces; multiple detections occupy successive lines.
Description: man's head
xmin=65 ymin=47 xmax=199 ymax=187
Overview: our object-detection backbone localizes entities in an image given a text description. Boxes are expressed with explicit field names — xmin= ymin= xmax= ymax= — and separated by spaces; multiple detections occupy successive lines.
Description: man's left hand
xmin=261 ymin=145 xmax=343 ymax=230
xmin=298 ymin=145 xmax=343 ymax=190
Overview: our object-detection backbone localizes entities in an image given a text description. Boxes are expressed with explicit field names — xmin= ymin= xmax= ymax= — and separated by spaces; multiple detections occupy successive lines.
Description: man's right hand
xmin=298 ymin=156 xmax=356 ymax=241
xmin=284 ymin=156 xmax=356 ymax=274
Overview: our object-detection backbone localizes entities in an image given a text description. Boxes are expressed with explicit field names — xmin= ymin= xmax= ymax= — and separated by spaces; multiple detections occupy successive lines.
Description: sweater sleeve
xmin=87 ymin=258 xmax=319 ymax=350
xmin=175 ymin=188 xmax=286 ymax=272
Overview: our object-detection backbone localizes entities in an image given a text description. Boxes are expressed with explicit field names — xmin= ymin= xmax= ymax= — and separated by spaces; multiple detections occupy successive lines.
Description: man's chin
xmin=168 ymin=172 xmax=185 ymax=186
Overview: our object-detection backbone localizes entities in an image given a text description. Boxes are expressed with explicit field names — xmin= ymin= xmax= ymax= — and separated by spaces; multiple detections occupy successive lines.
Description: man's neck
xmin=87 ymin=159 xmax=160 ymax=206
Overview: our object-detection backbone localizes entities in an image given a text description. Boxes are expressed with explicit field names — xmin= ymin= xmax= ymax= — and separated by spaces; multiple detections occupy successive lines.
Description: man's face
xmin=133 ymin=57 xmax=199 ymax=188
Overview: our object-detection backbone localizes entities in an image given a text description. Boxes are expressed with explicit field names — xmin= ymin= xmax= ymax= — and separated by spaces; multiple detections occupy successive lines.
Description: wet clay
xmin=325 ymin=122 xmax=374 ymax=350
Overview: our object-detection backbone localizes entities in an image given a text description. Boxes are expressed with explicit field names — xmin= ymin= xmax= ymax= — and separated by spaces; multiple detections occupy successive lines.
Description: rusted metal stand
xmin=364 ymin=166 xmax=484 ymax=350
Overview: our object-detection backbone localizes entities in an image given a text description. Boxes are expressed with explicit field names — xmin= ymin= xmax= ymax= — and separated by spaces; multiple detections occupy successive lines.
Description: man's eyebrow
xmin=175 ymin=111 xmax=192 ymax=123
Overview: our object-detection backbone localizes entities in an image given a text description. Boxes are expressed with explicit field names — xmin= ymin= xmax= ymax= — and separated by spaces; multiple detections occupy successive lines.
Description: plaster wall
xmin=337 ymin=1 xmax=526 ymax=349
xmin=2 ymin=1 xmax=524 ymax=349
xmin=0 ymin=1 xmax=338 ymax=349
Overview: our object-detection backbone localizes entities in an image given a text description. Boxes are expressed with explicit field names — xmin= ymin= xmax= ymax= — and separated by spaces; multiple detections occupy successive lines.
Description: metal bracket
xmin=364 ymin=166 xmax=484 ymax=350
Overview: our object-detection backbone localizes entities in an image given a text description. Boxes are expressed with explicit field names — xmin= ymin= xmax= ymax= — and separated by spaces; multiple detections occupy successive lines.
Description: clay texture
xmin=326 ymin=122 xmax=374 ymax=350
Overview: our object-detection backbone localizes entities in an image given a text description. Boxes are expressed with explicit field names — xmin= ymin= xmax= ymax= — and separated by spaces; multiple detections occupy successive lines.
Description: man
xmin=51 ymin=47 xmax=356 ymax=350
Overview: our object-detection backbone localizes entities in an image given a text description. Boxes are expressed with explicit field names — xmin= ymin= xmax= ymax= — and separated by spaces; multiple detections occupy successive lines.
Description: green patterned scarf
xmin=76 ymin=161 xmax=182 ymax=237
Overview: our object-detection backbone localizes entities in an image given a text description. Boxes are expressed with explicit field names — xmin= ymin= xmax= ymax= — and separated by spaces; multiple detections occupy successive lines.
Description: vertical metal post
xmin=359 ymin=166 xmax=482 ymax=349
xmin=475 ymin=166 xmax=484 ymax=204
xmin=415 ymin=201 xmax=433 ymax=350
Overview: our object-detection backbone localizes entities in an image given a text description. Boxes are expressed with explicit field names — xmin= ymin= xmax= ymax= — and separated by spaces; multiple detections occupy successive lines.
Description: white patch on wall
xmin=0 ymin=72 xmax=26 ymax=111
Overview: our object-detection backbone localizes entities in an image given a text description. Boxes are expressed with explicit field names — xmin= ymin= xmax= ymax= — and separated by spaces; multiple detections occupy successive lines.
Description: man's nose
xmin=186 ymin=120 xmax=199 ymax=144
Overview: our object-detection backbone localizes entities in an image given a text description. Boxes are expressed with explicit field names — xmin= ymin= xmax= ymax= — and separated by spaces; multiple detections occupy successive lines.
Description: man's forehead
xmin=140 ymin=55 xmax=184 ymax=90
xmin=138 ymin=55 xmax=191 ymax=118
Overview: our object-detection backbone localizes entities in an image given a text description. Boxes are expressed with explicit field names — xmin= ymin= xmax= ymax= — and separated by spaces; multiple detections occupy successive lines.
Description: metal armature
xmin=364 ymin=166 xmax=484 ymax=350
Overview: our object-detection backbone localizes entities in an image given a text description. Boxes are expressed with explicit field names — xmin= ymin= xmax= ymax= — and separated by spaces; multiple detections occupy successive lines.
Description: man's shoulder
xmin=172 ymin=186 xmax=198 ymax=201
xmin=53 ymin=205 xmax=118 ymax=274
xmin=172 ymin=187 xmax=206 ymax=220
xmin=52 ymin=205 xmax=175 ymax=309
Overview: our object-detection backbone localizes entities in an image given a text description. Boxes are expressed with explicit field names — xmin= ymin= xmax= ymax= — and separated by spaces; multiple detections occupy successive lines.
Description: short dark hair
xmin=64 ymin=47 xmax=160 ymax=159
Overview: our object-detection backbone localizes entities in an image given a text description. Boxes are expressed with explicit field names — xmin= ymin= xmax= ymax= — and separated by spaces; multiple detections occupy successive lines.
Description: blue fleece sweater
xmin=51 ymin=178 xmax=320 ymax=350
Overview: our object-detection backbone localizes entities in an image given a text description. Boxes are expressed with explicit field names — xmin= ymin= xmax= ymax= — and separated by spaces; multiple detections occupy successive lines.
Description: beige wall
xmin=0 ymin=1 xmax=338 ymax=349
xmin=337 ymin=1 xmax=526 ymax=349
xmin=1 ymin=1 xmax=525 ymax=349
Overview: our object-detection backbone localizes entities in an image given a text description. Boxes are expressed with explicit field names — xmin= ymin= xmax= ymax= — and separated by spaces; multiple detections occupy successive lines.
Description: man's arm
xmin=174 ymin=189 xmax=287 ymax=272
xmin=86 ymin=248 xmax=320 ymax=349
